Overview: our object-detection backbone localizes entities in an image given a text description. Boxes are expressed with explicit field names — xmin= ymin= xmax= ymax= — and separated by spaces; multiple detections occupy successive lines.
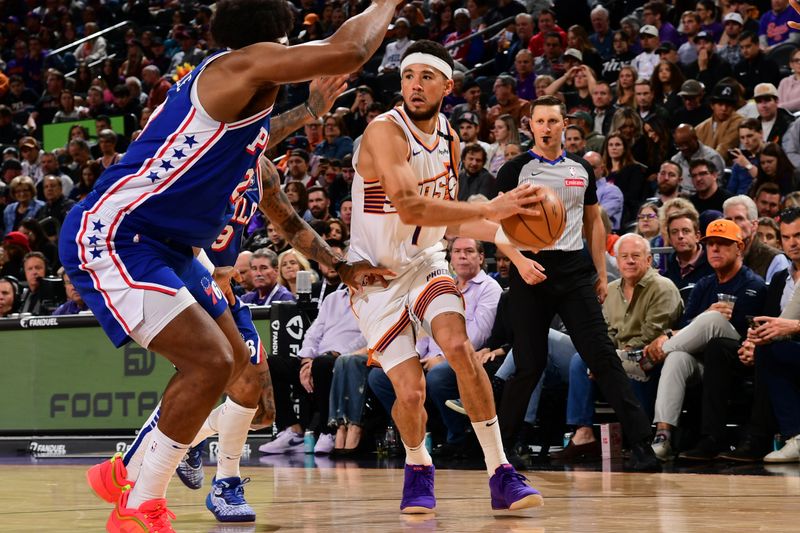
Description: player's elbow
xmin=334 ymin=42 xmax=371 ymax=72
xmin=395 ymin=197 xmax=426 ymax=226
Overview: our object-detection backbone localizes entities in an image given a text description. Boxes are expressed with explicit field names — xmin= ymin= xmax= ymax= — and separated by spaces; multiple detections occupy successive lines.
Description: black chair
xmin=766 ymin=42 xmax=799 ymax=78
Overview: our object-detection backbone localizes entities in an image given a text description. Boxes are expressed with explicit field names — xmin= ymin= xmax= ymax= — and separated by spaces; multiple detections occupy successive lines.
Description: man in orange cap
xmin=642 ymin=218 xmax=767 ymax=461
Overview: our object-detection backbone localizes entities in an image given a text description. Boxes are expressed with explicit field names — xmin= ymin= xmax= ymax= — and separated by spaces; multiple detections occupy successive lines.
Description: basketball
xmin=501 ymin=185 xmax=566 ymax=250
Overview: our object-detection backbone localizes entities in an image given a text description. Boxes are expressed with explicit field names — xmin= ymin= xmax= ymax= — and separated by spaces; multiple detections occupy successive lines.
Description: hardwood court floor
xmin=3 ymin=461 xmax=799 ymax=532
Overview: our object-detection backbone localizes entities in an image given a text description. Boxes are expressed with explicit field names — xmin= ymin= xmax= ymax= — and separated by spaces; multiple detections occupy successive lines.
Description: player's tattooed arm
xmin=257 ymin=156 xmax=343 ymax=268
xmin=258 ymin=156 xmax=395 ymax=290
xmin=251 ymin=367 xmax=275 ymax=430
xmin=266 ymin=76 xmax=348 ymax=149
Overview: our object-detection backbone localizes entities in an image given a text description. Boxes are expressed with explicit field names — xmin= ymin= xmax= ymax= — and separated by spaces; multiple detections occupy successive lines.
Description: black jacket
xmin=734 ymin=53 xmax=781 ymax=98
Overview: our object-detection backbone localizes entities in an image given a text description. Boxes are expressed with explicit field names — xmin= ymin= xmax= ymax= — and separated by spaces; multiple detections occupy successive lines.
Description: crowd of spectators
xmin=1 ymin=0 xmax=800 ymax=465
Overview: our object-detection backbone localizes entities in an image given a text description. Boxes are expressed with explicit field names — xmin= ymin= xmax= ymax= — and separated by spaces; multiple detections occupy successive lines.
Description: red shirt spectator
xmin=528 ymin=9 xmax=567 ymax=57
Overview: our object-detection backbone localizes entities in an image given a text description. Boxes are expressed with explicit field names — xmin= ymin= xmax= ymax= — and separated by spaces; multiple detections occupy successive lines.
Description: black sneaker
xmin=626 ymin=441 xmax=662 ymax=472
xmin=679 ymin=436 xmax=722 ymax=462
xmin=718 ymin=436 xmax=771 ymax=463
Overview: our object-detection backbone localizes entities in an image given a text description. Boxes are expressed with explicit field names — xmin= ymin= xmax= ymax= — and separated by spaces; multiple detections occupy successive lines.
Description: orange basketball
xmin=500 ymin=185 xmax=566 ymax=250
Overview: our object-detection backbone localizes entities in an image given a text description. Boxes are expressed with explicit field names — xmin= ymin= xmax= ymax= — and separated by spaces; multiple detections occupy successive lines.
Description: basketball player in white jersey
xmin=350 ymin=40 xmax=544 ymax=513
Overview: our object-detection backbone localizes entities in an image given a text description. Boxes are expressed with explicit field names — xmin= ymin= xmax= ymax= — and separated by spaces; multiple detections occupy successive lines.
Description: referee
xmin=495 ymin=95 xmax=659 ymax=471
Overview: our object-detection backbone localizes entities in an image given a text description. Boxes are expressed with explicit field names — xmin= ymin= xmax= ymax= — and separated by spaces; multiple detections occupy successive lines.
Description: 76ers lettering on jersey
xmin=76 ymin=50 xmax=272 ymax=250
xmin=207 ymin=164 xmax=263 ymax=266
xmin=349 ymin=107 xmax=459 ymax=274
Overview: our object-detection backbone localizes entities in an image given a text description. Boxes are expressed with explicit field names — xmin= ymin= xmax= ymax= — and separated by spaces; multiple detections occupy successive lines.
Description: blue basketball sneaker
xmin=176 ymin=440 xmax=205 ymax=490
xmin=489 ymin=464 xmax=544 ymax=510
xmin=206 ymin=476 xmax=256 ymax=522
xmin=400 ymin=464 xmax=436 ymax=514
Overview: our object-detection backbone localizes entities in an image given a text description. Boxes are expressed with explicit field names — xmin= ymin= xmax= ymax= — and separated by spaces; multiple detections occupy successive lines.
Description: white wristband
xmin=494 ymin=225 xmax=512 ymax=247
xmin=196 ymin=248 xmax=216 ymax=274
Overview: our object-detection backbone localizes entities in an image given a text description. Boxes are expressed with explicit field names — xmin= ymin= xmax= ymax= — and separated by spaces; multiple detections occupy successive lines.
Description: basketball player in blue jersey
xmin=87 ymin=76 xmax=350 ymax=525
xmin=60 ymin=0 xmax=399 ymax=530
xmin=351 ymin=40 xmax=545 ymax=514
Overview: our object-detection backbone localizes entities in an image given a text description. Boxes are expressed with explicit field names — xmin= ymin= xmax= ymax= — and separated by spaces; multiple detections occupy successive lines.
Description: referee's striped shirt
xmin=496 ymin=150 xmax=598 ymax=252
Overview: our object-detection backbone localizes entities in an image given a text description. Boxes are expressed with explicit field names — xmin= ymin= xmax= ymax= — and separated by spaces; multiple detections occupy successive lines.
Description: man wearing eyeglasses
xmin=689 ymin=159 xmax=733 ymax=214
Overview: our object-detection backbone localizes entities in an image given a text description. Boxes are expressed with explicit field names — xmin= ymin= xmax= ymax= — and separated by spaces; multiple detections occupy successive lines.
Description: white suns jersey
xmin=348 ymin=107 xmax=459 ymax=275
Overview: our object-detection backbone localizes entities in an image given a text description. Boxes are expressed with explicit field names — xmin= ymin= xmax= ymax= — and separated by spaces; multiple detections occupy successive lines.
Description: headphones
xmin=0 ymin=275 xmax=21 ymax=315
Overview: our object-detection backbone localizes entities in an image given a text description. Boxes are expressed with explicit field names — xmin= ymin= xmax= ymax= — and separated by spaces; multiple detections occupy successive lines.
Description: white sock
xmin=403 ymin=438 xmax=433 ymax=466
xmin=471 ymin=416 xmax=508 ymax=476
xmin=123 ymin=403 xmax=160 ymax=481
xmin=127 ymin=426 xmax=189 ymax=509
xmin=216 ymin=397 xmax=257 ymax=479
xmin=191 ymin=403 xmax=224 ymax=447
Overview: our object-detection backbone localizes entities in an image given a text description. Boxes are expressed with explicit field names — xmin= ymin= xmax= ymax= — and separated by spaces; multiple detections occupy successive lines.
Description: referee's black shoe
xmin=626 ymin=440 xmax=662 ymax=472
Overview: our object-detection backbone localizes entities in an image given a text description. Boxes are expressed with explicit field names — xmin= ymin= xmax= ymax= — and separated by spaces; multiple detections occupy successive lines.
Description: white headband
xmin=400 ymin=53 xmax=453 ymax=80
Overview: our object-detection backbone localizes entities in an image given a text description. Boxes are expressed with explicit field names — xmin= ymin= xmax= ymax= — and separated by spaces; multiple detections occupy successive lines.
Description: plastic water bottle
xmin=304 ymin=430 xmax=316 ymax=454
xmin=385 ymin=425 xmax=398 ymax=455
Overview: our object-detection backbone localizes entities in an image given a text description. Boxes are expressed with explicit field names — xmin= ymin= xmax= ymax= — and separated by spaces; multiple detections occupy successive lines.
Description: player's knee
xmin=395 ymin=387 xmax=426 ymax=411
xmin=202 ymin=342 xmax=237 ymax=387
xmin=440 ymin=338 xmax=474 ymax=370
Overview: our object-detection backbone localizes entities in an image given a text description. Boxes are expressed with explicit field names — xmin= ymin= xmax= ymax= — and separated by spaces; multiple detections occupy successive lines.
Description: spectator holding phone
xmin=727 ymin=118 xmax=764 ymax=195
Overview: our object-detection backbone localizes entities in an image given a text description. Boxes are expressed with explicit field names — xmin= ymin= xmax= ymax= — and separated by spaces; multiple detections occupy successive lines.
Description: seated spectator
xmin=564 ymin=124 xmax=587 ymax=156
xmin=696 ymin=83 xmax=743 ymax=164
xmin=379 ymin=18 xmax=413 ymax=73
xmin=449 ymin=78 xmax=485 ymax=132
xmin=490 ymin=248 xmax=511 ymax=288
xmin=635 ymin=78 xmax=669 ymax=123
xmin=486 ymin=75 xmax=531 ymax=129
xmin=231 ymin=251 xmax=254 ymax=297
xmin=758 ymin=0 xmax=800 ymax=51
xmin=458 ymin=144 xmax=495 ymax=201
xmin=685 ymin=31 xmax=734 ymax=91
xmin=742 ymin=208 xmax=800 ymax=462
xmin=4 ymin=176 xmax=43 ymax=236
xmin=554 ymin=234 xmax=683 ymax=461
xmin=590 ymin=81 xmax=615 ymax=136
xmin=307 ymin=186 xmax=331 ymax=222
xmin=757 ymin=216 xmax=781 ymax=249
xmin=645 ymin=219 xmax=767 ymax=460
xmin=688 ymin=159 xmax=733 ymax=214
xmin=314 ymin=113 xmax=353 ymax=161
xmin=0 ymin=276 xmax=19 ymax=317
xmin=601 ymin=34 xmax=636 ymax=86
xmin=636 ymin=202 xmax=666 ymax=269
xmin=277 ymin=248 xmax=316 ymax=297
xmin=18 ymin=137 xmax=43 ymax=185
xmin=444 ymin=8 xmax=485 ymax=68
xmin=610 ymin=107 xmax=648 ymax=168
xmin=513 ymin=50 xmax=537 ymax=102
xmin=753 ymin=83 xmax=793 ymax=145
xmin=457 ymin=112 xmax=490 ymax=153
xmin=584 ymin=151 xmax=622 ymax=232
xmin=784 ymin=191 xmax=800 ymax=209
xmin=727 ymin=118 xmax=764 ymax=195
xmin=96 ymin=129 xmax=122 ymax=171
xmin=18 ymin=218 xmax=57 ymax=272
xmin=653 ymin=161 xmax=682 ymax=206
xmin=643 ymin=1 xmax=682 ymax=46
xmin=0 ymin=231 xmax=29 ymax=279
xmin=734 ymin=33 xmax=781 ymax=99
xmin=284 ymin=181 xmax=312 ymax=222
xmin=717 ymin=12 xmax=744 ymax=66
xmin=664 ymin=207 xmax=714 ymax=290
xmin=486 ymin=115 xmax=519 ymax=176
xmin=19 ymin=251 xmax=48 ymax=315
xmin=33 ymin=175 xmax=73 ymax=228
xmin=755 ymin=183 xmax=782 ymax=218
xmin=567 ymin=25 xmax=603 ymax=76
xmin=672 ymin=80 xmax=711 ymax=129
xmin=529 ymin=8 xmax=566 ymax=57
xmin=52 ymin=268 xmax=88 ymax=315
xmin=589 ymin=5 xmax=613 ymax=60
xmin=260 ymin=282 xmax=364 ymax=455
xmin=777 ymin=48 xmax=800 ymax=113
xmin=310 ymin=240 xmax=346 ymax=307
xmin=69 ymin=160 xmax=102 ymax=202
xmin=325 ymin=219 xmax=348 ymax=244
xmin=534 ymin=31 xmax=567 ymax=78
xmin=631 ymin=25 xmax=661 ymax=81
xmin=240 ymin=248 xmax=295 ymax=306
xmin=751 ymin=142 xmax=799 ymax=196
xmin=368 ymin=238 xmax=503 ymax=457
xmin=678 ymin=11 xmax=701 ymax=67
xmin=696 ymin=0 xmax=723 ymax=41
xmin=723 ymin=195 xmax=790 ymax=283
xmin=38 ymin=152 xmax=74 ymax=199
xmin=641 ymin=115 xmax=675 ymax=180
xmin=0 ymin=105 xmax=25 ymax=145
xmin=602 ymin=131 xmax=647 ymax=228
xmin=569 ymin=111 xmax=604 ymax=153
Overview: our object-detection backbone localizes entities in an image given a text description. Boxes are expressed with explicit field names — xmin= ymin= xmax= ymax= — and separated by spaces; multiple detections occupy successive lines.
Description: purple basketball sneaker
xmin=400 ymin=464 xmax=436 ymax=514
xmin=489 ymin=464 xmax=544 ymax=510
